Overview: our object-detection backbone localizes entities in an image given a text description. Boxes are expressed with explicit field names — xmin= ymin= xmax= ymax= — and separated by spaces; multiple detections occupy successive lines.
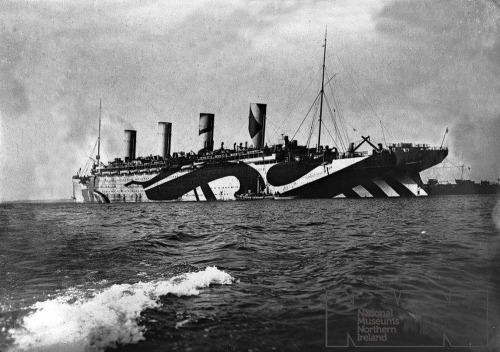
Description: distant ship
xmin=424 ymin=179 xmax=500 ymax=195
xmin=72 ymin=33 xmax=448 ymax=203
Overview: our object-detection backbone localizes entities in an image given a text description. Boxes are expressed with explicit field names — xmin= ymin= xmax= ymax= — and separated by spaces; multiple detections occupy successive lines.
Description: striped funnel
xmin=199 ymin=113 xmax=214 ymax=152
xmin=248 ymin=103 xmax=266 ymax=149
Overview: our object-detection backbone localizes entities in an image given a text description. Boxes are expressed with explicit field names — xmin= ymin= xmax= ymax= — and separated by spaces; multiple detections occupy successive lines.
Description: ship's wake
xmin=7 ymin=267 xmax=234 ymax=352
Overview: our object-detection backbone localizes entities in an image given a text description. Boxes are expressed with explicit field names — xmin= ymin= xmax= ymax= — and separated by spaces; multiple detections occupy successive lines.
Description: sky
xmin=0 ymin=0 xmax=499 ymax=201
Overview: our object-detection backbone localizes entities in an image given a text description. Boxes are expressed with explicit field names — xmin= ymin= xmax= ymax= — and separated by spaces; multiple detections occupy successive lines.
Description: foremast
xmin=96 ymin=99 xmax=102 ymax=167
xmin=317 ymin=27 xmax=327 ymax=152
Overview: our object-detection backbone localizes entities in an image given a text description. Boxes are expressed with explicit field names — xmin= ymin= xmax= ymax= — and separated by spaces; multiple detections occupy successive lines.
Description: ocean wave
xmin=7 ymin=266 xmax=233 ymax=352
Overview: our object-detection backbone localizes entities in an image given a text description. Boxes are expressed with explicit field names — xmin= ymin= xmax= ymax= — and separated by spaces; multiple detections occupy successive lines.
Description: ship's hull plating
xmin=73 ymin=149 xmax=446 ymax=202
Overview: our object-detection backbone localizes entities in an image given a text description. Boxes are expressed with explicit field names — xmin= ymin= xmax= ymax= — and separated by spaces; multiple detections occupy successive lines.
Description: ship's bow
xmin=390 ymin=144 xmax=448 ymax=173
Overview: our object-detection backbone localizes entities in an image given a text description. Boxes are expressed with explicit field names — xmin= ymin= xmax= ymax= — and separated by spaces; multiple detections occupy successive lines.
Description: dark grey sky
xmin=0 ymin=0 xmax=499 ymax=201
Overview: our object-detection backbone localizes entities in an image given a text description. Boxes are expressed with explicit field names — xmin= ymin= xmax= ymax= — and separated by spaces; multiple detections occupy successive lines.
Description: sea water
xmin=0 ymin=196 xmax=499 ymax=351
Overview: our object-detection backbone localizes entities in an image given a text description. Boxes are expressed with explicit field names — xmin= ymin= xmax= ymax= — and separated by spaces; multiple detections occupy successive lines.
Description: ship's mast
xmin=317 ymin=28 xmax=327 ymax=152
xmin=97 ymin=99 xmax=101 ymax=165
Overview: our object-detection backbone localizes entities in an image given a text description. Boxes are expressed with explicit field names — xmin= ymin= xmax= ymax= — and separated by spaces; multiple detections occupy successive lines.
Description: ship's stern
xmin=72 ymin=176 xmax=108 ymax=203
xmin=72 ymin=176 xmax=89 ymax=203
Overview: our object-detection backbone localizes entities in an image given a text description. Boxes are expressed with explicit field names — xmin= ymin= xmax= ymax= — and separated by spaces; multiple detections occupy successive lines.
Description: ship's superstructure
xmin=72 ymin=33 xmax=448 ymax=203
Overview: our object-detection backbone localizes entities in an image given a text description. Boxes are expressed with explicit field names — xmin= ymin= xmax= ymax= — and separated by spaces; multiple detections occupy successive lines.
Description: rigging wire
xmin=335 ymin=55 xmax=389 ymax=146
xmin=291 ymin=92 xmax=321 ymax=141
xmin=306 ymin=118 xmax=317 ymax=148
xmin=82 ymin=139 xmax=98 ymax=175
xmin=320 ymin=120 xmax=338 ymax=149
xmin=324 ymin=70 xmax=351 ymax=151
xmin=324 ymin=67 xmax=360 ymax=149
xmin=337 ymin=58 xmax=395 ymax=143
xmin=324 ymin=73 xmax=337 ymax=87
xmin=322 ymin=95 xmax=340 ymax=148
xmin=265 ymin=116 xmax=282 ymax=145
xmin=276 ymin=66 xmax=323 ymax=135
xmin=324 ymin=96 xmax=346 ymax=151
xmin=324 ymin=61 xmax=352 ymax=134
xmin=306 ymin=99 xmax=320 ymax=148
xmin=329 ymin=77 xmax=351 ymax=144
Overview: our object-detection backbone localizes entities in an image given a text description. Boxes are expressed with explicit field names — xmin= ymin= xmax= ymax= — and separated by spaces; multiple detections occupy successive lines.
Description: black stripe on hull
xmin=200 ymin=183 xmax=217 ymax=201
xmin=267 ymin=159 xmax=324 ymax=186
xmin=282 ymin=167 xmax=420 ymax=198
xmin=360 ymin=180 xmax=388 ymax=198
xmin=409 ymin=172 xmax=424 ymax=188
xmin=144 ymin=162 xmax=263 ymax=201
xmin=281 ymin=155 xmax=396 ymax=198
xmin=343 ymin=189 xmax=361 ymax=198
xmin=93 ymin=190 xmax=110 ymax=203
xmin=279 ymin=153 xmax=424 ymax=198
xmin=380 ymin=175 xmax=415 ymax=197
xmin=109 ymin=148 xmax=444 ymax=201
xmin=125 ymin=167 xmax=181 ymax=188
xmin=281 ymin=168 xmax=389 ymax=198
xmin=82 ymin=144 xmax=447 ymax=202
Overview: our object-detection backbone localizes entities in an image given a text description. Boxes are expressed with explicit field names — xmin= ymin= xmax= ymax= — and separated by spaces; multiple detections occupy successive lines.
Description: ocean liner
xmin=72 ymin=33 xmax=448 ymax=203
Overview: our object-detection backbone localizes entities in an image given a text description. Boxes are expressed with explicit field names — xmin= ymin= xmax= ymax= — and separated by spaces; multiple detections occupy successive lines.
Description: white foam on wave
xmin=8 ymin=266 xmax=233 ymax=352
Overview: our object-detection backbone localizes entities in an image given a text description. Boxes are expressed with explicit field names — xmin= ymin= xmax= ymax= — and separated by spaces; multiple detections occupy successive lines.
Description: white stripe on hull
xmin=172 ymin=176 xmax=240 ymax=201
xmin=392 ymin=174 xmax=427 ymax=196
xmin=353 ymin=185 xmax=373 ymax=197
xmin=145 ymin=170 xmax=189 ymax=191
xmin=180 ymin=189 xmax=198 ymax=201
xmin=246 ymin=156 xmax=369 ymax=195
xmin=196 ymin=186 xmax=207 ymax=201
xmin=73 ymin=155 xmax=428 ymax=202
xmin=208 ymin=176 xmax=240 ymax=200
xmin=74 ymin=173 xmax=155 ymax=203
xmin=372 ymin=178 xmax=399 ymax=197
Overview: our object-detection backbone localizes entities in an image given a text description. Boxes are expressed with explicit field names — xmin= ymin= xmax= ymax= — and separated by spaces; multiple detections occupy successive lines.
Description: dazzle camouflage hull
xmin=73 ymin=146 xmax=447 ymax=203
xmin=73 ymin=32 xmax=448 ymax=203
